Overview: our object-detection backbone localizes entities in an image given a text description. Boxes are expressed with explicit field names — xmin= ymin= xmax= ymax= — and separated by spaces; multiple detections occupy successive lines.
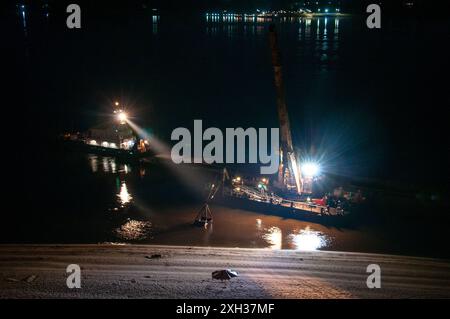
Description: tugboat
xmin=61 ymin=102 xmax=154 ymax=160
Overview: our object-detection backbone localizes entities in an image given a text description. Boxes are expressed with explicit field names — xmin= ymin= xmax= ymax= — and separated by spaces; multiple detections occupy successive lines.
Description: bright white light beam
xmin=302 ymin=162 xmax=320 ymax=177
xmin=117 ymin=111 xmax=127 ymax=123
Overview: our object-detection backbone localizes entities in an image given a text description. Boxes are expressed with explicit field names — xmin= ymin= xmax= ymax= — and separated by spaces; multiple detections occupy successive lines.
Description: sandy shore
xmin=1 ymin=244 xmax=449 ymax=299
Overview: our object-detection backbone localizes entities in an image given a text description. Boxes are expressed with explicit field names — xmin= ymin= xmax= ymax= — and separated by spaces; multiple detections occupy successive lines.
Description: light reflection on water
xmin=102 ymin=157 xmax=110 ymax=172
xmin=86 ymin=154 xmax=333 ymax=250
xmin=263 ymin=226 xmax=283 ymax=250
xmin=88 ymin=155 xmax=130 ymax=175
xmin=115 ymin=219 xmax=152 ymax=241
xmin=118 ymin=182 xmax=132 ymax=206
xmin=87 ymin=155 xmax=134 ymax=208
xmin=205 ymin=16 xmax=341 ymax=47
xmin=289 ymin=226 xmax=328 ymax=251
xmin=262 ymin=224 xmax=328 ymax=251
xmin=152 ymin=15 xmax=159 ymax=35
xmin=89 ymin=155 xmax=98 ymax=172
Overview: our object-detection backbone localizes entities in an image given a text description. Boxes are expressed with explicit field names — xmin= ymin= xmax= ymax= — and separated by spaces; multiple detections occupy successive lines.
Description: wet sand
xmin=1 ymin=244 xmax=449 ymax=299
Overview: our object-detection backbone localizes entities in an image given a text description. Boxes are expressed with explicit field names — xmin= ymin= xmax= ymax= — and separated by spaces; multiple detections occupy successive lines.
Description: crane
xmin=268 ymin=24 xmax=303 ymax=194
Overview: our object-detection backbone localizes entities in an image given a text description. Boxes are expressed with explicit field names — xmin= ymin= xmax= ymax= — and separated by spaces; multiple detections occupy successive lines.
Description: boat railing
xmin=227 ymin=185 xmax=332 ymax=215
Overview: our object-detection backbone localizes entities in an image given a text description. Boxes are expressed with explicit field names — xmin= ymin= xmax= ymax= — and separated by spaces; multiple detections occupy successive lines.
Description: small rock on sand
xmin=24 ymin=275 xmax=37 ymax=283
xmin=145 ymin=254 xmax=162 ymax=259
xmin=212 ymin=269 xmax=239 ymax=281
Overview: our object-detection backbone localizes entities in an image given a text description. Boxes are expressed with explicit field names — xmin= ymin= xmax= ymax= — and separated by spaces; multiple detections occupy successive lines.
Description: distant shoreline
xmin=1 ymin=244 xmax=449 ymax=299
xmin=205 ymin=13 xmax=353 ymax=19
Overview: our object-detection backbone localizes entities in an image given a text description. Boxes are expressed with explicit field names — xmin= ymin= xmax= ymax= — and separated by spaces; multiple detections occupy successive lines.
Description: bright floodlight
xmin=117 ymin=111 xmax=127 ymax=123
xmin=302 ymin=162 xmax=320 ymax=177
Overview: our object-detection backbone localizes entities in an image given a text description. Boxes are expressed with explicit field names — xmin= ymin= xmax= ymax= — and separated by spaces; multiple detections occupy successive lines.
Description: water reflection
xmin=118 ymin=182 xmax=132 ymax=205
xmin=263 ymin=226 xmax=282 ymax=250
xmin=43 ymin=3 xmax=49 ymax=20
xmin=261 ymin=223 xmax=329 ymax=250
xmin=256 ymin=218 xmax=262 ymax=230
xmin=316 ymin=18 xmax=320 ymax=41
xmin=204 ymin=15 xmax=341 ymax=58
xmin=152 ymin=15 xmax=159 ymax=35
xmin=89 ymin=155 xmax=98 ymax=173
xmin=102 ymin=157 xmax=110 ymax=172
xmin=334 ymin=18 xmax=340 ymax=36
xmin=121 ymin=164 xmax=130 ymax=174
xmin=100 ymin=157 xmax=118 ymax=173
xmin=84 ymin=155 xmax=332 ymax=250
xmin=115 ymin=219 xmax=152 ymax=241
xmin=86 ymin=157 xmax=330 ymax=250
xmin=17 ymin=4 xmax=28 ymax=36
xmin=289 ymin=226 xmax=328 ymax=251
xmin=87 ymin=155 xmax=131 ymax=174
xmin=202 ymin=222 xmax=214 ymax=245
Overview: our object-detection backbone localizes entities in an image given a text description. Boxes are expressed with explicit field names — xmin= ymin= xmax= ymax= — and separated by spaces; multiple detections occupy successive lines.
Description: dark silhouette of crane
xmin=268 ymin=24 xmax=303 ymax=194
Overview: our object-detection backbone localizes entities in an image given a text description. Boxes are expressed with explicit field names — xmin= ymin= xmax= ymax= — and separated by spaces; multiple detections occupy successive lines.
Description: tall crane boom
xmin=268 ymin=24 xmax=303 ymax=194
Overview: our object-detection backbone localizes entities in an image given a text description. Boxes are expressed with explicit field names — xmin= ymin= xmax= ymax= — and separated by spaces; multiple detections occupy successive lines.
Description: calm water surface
xmin=3 ymin=151 xmax=444 ymax=259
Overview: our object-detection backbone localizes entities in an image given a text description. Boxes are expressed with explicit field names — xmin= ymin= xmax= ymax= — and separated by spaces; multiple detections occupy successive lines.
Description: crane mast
xmin=268 ymin=24 xmax=303 ymax=194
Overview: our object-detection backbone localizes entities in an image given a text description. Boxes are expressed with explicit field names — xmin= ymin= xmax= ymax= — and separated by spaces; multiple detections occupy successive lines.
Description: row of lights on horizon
xmin=205 ymin=8 xmax=341 ymax=17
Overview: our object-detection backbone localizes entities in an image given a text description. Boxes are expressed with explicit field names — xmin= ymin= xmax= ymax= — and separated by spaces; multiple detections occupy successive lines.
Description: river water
xmin=2 ymin=150 xmax=447 ymax=259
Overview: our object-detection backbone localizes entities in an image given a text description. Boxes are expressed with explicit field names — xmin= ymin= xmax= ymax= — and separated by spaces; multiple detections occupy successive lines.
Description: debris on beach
xmin=212 ymin=269 xmax=239 ymax=281
xmin=6 ymin=278 xmax=20 ymax=282
xmin=24 ymin=275 xmax=37 ymax=283
xmin=145 ymin=254 xmax=162 ymax=259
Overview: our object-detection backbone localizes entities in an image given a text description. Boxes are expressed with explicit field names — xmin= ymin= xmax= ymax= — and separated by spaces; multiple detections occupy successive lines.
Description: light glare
xmin=117 ymin=112 xmax=127 ymax=123
xmin=302 ymin=162 xmax=320 ymax=177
